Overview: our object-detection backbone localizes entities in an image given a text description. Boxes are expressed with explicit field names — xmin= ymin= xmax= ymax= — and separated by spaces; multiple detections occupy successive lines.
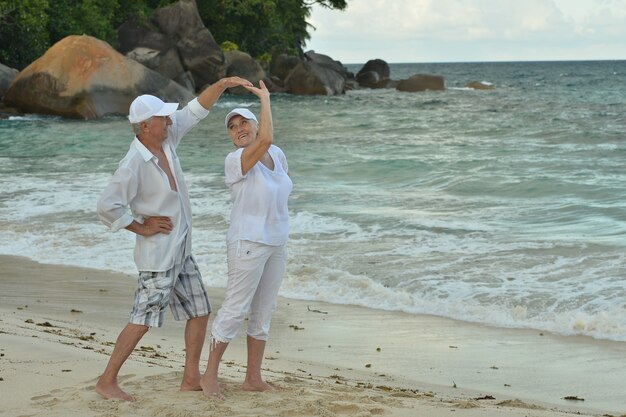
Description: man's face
xmin=145 ymin=115 xmax=172 ymax=142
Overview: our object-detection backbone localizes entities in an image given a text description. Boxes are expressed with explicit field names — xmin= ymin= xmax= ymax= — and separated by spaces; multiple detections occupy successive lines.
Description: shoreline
xmin=1 ymin=254 xmax=624 ymax=417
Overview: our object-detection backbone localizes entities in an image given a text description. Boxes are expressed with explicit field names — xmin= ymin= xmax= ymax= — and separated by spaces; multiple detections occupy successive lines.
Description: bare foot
xmin=200 ymin=377 xmax=225 ymax=401
xmin=242 ymin=379 xmax=277 ymax=392
xmin=180 ymin=381 xmax=202 ymax=392
xmin=95 ymin=380 xmax=135 ymax=401
xmin=180 ymin=374 xmax=202 ymax=392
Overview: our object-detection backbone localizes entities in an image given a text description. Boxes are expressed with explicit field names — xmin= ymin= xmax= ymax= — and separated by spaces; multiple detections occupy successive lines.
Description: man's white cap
xmin=128 ymin=94 xmax=179 ymax=124
xmin=225 ymin=108 xmax=258 ymax=127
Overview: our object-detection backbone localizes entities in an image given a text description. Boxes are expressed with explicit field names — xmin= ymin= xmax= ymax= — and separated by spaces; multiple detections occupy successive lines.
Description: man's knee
xmin=125 ymin=323 xmax=150 ymax=337
xmin=187 ymin=315 xmax=209 ymax=326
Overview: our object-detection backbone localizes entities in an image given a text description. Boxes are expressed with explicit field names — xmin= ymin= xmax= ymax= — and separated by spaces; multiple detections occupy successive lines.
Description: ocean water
xmin=1 ymin=60 xmax=626 ymax=342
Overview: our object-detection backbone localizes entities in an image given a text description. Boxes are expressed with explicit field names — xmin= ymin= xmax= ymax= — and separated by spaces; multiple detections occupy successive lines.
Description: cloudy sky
xmin=304 ymin=0 xmax=626 ymax=63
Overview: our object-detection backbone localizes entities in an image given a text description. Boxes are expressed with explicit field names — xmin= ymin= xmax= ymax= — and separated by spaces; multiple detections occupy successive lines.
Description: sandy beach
xmin=1 ymin=254 xmax=624 ymax=417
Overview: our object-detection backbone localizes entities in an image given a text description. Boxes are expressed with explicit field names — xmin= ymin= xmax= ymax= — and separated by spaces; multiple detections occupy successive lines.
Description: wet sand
xmin=1 ymin=255 xmax=624 ymax=417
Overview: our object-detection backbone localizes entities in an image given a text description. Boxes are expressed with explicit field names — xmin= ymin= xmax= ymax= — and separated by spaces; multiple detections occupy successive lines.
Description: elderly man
xmin=95 ymin=77 xmax=252 ymax=401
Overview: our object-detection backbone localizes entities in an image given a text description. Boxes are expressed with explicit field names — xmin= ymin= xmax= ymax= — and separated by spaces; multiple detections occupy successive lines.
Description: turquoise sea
xmin=1 ymin=60 xmax=625 ymax=342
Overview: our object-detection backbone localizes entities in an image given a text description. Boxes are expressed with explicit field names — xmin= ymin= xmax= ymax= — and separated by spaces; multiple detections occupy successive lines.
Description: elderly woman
xmin=200 ymin=80 xmax=292 ymax=400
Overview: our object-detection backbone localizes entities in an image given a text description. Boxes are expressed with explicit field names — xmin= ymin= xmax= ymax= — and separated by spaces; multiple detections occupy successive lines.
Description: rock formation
xmin=224 ymin=50 xmax=267 ymax=95
xmin=396 ymin=74 xmax=445 ymax=92
xmin=0 ymin=63 xmax=18 ymax=100
xmin=4 ymin=35 xmax=194 ymax=119
xmin=356 ymin=59 xmax=390 ymax=89
xmin=465 ymin=81 xmax=495 ymax=90
xmin=284 ymin=51 xmax=349 ymax=95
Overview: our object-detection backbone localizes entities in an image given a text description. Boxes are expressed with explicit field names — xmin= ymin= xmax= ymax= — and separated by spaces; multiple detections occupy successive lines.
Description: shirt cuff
xmin=187 ymin=97 xmax=210 ymax=120
xmin=110 ymin=213 xmax=134 ymax=232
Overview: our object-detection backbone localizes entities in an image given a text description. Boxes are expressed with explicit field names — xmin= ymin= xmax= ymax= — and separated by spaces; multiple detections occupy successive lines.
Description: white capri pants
xmin=211 ymin=240 xmax=287 ymax=344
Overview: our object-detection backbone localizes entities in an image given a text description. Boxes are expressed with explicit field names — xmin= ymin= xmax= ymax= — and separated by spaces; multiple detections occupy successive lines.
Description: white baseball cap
xmin=128 ymin=94 xmax=179 ymax=123
xmin=225 ymin=108 xmax=258 ymax=127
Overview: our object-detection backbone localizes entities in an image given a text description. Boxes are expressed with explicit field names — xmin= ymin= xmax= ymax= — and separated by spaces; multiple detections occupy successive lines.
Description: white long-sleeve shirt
xmin=97 ymin=98 xmax=209 ymax=271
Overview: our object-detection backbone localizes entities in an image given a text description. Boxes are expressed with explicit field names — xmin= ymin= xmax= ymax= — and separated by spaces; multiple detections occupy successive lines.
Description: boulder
xmin=117 ymin=20 xmax=175 ymax=55
xmin=4 ymin=35 xmax=194 ymax=119
xmin=356 ymin=59 xmax=390 ymax=88
xmin=0 ymin=62 xmax=19 ymax=100
xmin=224 ymin=50 xmax=266 ymax=94
xmin=285 ymin=61 xmax=344 ymax=95
xmin=126 ymin=47 xmax=187 ymax=83
xmin=465 ymin=81 xmax=495 ymax=90
xmin=305 ymin=51 xmax=351 ymax=80
xmin=284 ymin=51 xmax=348 ymax=95
xmin=174 ymin=71 xmax=196 ymax=92
xmin=119 ymin=20 xmax=195 ymax=91
xmin=355 ymin=71 xmax=391 ymax=88
xmin=152 ymin=0 xmax=227 ymax=88
xmin=270 ymin=53 xmax=302 ymax=81
xmin=396 ymin=74 xmax=444 ymax=92
xmin=0 ymin=103 xmax=21 ymax=119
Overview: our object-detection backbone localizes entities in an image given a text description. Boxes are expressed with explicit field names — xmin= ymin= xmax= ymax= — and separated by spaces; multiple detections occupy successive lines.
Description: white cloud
xmin=305 ymin=0 xmax=626 ymax=63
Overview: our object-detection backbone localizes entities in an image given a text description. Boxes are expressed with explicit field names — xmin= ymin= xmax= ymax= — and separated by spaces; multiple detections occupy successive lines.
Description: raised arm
xmin=239 ymin=80 xmax=272 ymax=175
xmin=197 ymin=76 xmax=253 ymax=111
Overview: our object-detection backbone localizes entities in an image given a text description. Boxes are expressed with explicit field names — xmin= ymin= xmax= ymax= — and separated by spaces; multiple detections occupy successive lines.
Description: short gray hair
xmin=131 ymin=116 xmax=153 ymax=135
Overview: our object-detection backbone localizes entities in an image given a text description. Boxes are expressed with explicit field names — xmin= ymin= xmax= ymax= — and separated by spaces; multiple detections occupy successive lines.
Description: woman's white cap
xmin=128 ymin=94 xmax=179 ymax=123
xmin=225 ymin=108 xmax=258 ymax=127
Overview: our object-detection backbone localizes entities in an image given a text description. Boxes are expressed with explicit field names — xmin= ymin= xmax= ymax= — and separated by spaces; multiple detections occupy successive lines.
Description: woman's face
xmin=227 ymin=115 xmax=258 ymax=148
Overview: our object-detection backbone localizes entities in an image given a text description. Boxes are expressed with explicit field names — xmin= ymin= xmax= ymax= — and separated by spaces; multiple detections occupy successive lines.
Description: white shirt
xmin=97 ymin=98 xmax=209 ymax=271
xmin=225 ymin=145 xmax=292 ymax=245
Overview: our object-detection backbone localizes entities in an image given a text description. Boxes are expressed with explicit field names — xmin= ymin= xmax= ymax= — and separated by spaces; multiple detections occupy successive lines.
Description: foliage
xmin=0 ymin=0 xmax=50 ymax=69
xmin=220 ymin=41 xmax=240 ymax=52
xmin=196 ymin=0 xmax=346 ymax=59
xmin=258 ymin=52 xmax=272 ymax=64
xmin=0 ymin=0 xmax=347 ymax=70
xmin=46 ymin=0 xmax=120 ymax=48
xmin=0 ymin=0 xmax=168 ymax=69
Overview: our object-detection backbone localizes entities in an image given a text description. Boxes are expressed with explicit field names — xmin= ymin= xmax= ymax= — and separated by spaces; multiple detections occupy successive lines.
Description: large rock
xmin=152 ymin=0 xmax=227 ymax=88
xmin=126 ymin=46 xmax=194 ymax=90
xmin=127 ymin=47 xmax=184 ymax=81
xmin=356 ymin=59 xmax=390 ymax=88
xmin=270 ymin=53 xmax=301 ymax=81
xmin=118 ymin=19 xmax=194 ymax=91
xmin=284 ymin=51 xmax=348 ymax=95
xmin=305 ymin=51 xmax=351 ymax=79
xmin=224 ymin=50 xmax=266 ymax=94
xmin=396 ymin=74 xmax=445 ymax=92
xmin=284 ymin=62 xmax=339 ymax=95
xmin=465 ymin=81 xmax=495 ymax=90
xmin=117 ymin=20 xmax=175 ymax=55
xmin=4 ymin=35 xmax=194 ymax=119
xmin=0 ymin=62 xmax=19 ymax=100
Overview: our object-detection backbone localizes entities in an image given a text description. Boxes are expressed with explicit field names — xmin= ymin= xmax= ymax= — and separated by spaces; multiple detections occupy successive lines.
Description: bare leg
xmin=200 ymin=339 xmax=229 ymax=400
xmin=95 ymin=323 xmax=149 ymax=401
xmin=242 ymin=335 xmax=274 ymax=392
xmin=180 ymin=315 xmax=209 ymax=391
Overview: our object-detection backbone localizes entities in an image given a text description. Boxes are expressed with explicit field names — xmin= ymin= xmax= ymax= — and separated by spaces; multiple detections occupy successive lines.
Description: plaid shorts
xmin=129 ymin=254 xmax=211 ymax=328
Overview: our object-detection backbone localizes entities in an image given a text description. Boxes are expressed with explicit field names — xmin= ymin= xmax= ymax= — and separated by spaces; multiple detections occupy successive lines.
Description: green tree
xmin=196 ymin=0 xmax=347 ymax=58
xmin=46 ymin=0 xmax=120 ymax=46
xmin=0 ymin=0 xmax=168 ymax=69
xmin=0 ymin=0 xmax=346 ymax=70
xmin=0 ymin=0 xmax=50 ymax=69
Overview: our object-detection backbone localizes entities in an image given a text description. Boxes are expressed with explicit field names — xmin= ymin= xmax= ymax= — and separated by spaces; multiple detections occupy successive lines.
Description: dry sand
xmin=1 ymin=254 xmax=624 ymax=417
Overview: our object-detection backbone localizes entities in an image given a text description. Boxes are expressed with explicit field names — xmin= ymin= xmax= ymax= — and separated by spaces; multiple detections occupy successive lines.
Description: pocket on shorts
xmin=139 ymin=271 xmax=173 ymax=291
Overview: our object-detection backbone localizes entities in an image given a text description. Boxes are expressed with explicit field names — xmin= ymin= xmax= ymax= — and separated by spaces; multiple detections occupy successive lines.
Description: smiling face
xmin=227 ymin=115 xmax=258 ymax=148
